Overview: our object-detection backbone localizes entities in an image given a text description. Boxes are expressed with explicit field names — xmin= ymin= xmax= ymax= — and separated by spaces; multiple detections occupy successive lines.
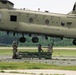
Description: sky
xmin=11 ymin=0 xmax=76 ymax=14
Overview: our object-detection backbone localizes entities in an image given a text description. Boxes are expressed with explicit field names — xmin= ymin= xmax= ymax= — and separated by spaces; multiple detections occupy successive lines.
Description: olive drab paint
xmin=0 ymin=0 xmax=76 ymax=45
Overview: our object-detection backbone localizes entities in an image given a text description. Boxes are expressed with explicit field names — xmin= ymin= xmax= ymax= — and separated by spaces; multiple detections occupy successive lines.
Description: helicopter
xmin=0 ymin=0 xmax=76 ymax=45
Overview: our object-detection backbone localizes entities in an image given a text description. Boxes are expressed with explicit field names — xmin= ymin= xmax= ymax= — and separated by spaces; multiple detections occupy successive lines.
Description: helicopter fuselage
xmin=0 ymin=9 xmax=76 ymax=38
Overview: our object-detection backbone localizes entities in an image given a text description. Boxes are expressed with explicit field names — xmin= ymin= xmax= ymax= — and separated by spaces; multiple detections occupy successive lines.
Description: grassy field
xmin=0 ymin=48 xmax=76 ymax=56
xmin=0 ymin=62 xmax=76 ymax=70
xmin=0 ymin=48 xmax=76 ymax=70
xmin=53 ymin=49 xmax=76 ymax=56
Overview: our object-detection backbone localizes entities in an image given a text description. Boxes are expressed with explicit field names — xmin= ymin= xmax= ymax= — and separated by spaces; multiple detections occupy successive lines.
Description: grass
xmin=0 ymin=47 xmax=76 ymax=70
xmin=0 ymin=48 xmax=76 ymax=56
xmin=0 ymin=62 xmax=76 ymax=70
xmin=52 ymin=49 xmax=76 ymax=56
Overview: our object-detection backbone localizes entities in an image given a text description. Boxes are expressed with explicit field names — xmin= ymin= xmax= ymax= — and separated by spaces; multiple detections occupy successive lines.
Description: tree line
xmin=0 ymin=32 xmax=74 ymax=47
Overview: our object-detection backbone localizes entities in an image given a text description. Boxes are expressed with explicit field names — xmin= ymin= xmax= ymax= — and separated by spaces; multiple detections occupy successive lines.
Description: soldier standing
xmin=47 ymin=44 xmax=53 ymax=53
xmin=12 ymin=41 xmax=18 ymax=59
xmin=38 ymin=44 xmax=43 ymax=52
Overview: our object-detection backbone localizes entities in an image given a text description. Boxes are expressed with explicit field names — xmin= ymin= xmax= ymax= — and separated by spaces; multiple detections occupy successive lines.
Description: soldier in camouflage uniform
xmin=47 ymin=44 xmax=53 ymax=53
xmin=38 ymin=44 xmax=43 ymax=52
xmin=12 ymin=41 xmax=18 ymax=59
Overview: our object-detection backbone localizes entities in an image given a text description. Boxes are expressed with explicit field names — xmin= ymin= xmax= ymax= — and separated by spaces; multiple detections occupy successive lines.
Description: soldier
xmin=38 ymin=44 xmax=43 ymax=52
xmin=47 ymin=44 xmax=53 ymax=53
xmin=12 ymin=41 xmax=18 ymax=59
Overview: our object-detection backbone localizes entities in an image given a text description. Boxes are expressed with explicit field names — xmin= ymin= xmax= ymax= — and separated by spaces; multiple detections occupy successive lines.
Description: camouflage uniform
xmin=38 ymin=44 xmax=43 ymax=52
xmin=47 ymin=44 xmax=53 ymax=53
xmin=12 ymin=41 xmax=18 ymax=59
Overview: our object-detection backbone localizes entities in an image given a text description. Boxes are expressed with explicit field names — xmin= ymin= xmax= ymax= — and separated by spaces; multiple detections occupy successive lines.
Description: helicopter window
xmin=67 ymin=22 xmax=72 ymax=25
xmin=29 ymin=18 xmax=33 ymax=23
xmin=45 ymin=19 xmax=49 ymax=25
xmin=61 ymin=22 xmax=65 ymax=26
xmin=10 ymin=15 xmax=17 ymax=22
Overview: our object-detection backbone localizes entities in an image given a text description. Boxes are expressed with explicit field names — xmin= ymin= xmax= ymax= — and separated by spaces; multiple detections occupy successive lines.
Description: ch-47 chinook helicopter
xmin=0 ymin=0 xmax=76 ymax=45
